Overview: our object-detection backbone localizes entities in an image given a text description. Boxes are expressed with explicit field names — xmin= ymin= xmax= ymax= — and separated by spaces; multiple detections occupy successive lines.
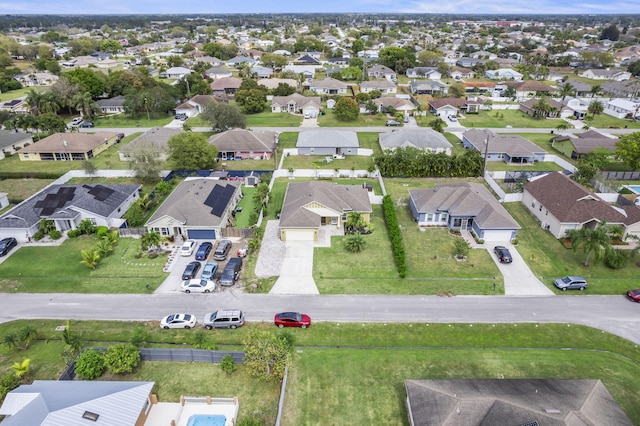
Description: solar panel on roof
xmin=86 ymin=185 xmax=114 ymax=202
xmin=34 ymin=187 xmax=76 ymax=216
xmin=203 ymin=184 xmax=235 ymax=217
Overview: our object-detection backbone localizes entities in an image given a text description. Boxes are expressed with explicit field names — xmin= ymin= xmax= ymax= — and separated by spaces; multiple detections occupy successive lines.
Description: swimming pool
xmin=186 ymin=414 xmax=226 ymax=426
xmin=628 ymin=185 xmax=640 ymax=194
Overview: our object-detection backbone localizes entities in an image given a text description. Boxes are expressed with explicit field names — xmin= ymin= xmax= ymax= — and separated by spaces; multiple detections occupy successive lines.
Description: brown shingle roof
xmin=208 ymin=129 xmax=276 ymax=152
xmin=21 ymin=132 xmax=117 ymax=154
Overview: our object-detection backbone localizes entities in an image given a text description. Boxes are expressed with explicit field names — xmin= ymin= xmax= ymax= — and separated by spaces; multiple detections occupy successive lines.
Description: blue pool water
xmin=628 ymin=185 xmax=640 ymax=194
xmin=186 ymin=414 xmax=226 ymax=426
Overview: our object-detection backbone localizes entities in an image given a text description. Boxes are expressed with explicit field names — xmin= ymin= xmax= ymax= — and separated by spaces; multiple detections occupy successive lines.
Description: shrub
xmin=382 ymin=195 xmax=406 ymax=278
xmin=67 ymin=229 xmax=80 ymax=238
xmin=74 ymin=349 xmax=105 ymax=380
xmin=104 ymin=344 xmax=140 ymax=374
xmin=77 ymin=219 xmax=96 ymax=235
xmin=191 ymin=330 xmax=217 ymax=350
xmin=96 ymin=226 xmax=109 ymax=239
xmin=129 ymin=327 xmax=148 ymax=348
xmin=220 ymin=354 xmax=237 ymax=374
xmin=32 ymin=230 xmax=45 ymax=241
xmin=0 ymin=372 xmax=21 ymax=402
xmin=604 ymin=249 xmax=628 ymax=269
xmin=49 ymin=229 xmax=61 ymax=240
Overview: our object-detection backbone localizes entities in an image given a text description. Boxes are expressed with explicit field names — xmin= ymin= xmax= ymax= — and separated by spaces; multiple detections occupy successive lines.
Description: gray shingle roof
xmin=0 ymin=129 xmax=32 ymax=150
xmin=296 ymin=130 xmax=359 ymax=149
xmin=208 ymin=128 xmax=276 ymax=152
xmin=0 ymin=380 xmax=154 ymax=426
xmin=271 ymin=93 xmax=321 ymax=109
xmin=463 ymin=129 xmax=547 ymax=158
xmin=311 ymin=77 xmax=347 ymax=90
xmin=409 ymin=182 xmax=520 ymax=230
xmin=279 ymin=181 xmax=372 ymax=228
xmin=379 ymin=129 xmax=453 ymax=151
xmin=120 ymin=127 xmax=182 ymax=154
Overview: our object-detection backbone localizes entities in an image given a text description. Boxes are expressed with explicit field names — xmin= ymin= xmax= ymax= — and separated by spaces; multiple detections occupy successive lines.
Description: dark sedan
xmin=182 ymin=261 xmax=201 ymax=280
xmin=195 ymin=242 xmax=213 ymax=260
xmin=0 ymin=237 xmax=17 ymax=256
xmin=493 ymin=246 xmax=513 ymax=263
xmin=274 ymin=312 xmax=311 ymax=329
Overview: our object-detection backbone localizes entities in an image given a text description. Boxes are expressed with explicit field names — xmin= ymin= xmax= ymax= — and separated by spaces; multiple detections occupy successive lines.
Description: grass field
xmin=318 ymin=112 xmax=389 ymax=127
xmin=0 ymin=178 xmax=56 ymax=203
xmin=0 ymin=86 xmax=45 ymax=102
xmin=460 ymin=109 xmax=564 ymax=128
xmin=94 ymin=113 xmax=173 ymax=128
xmin=584 ymin=114 xmax=640 ymax=129
xmin=0 ymin=320 xmax=638 ymax=424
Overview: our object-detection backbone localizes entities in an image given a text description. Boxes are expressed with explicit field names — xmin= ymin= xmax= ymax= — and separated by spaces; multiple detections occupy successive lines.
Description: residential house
xmin=327 ymin=57 xmax=350 ymax=66
xmin=309 ymin=78 xmax=348 ymax=95
xmin=485 ymin=68 xmax=523 ymax=80
xmin=252 ymin=65 xmax=274 ymax=78
xmin=563 ymin=79 xmax=592 ymax=97
xmin=211 ymin=77 xmax=242 ymax=96
xmin=456 ymin=57 xmax=482 ymax=68
xmin=0 ymin=381 xmax=155 ymax=426
xmin=282 ymin=65 xmax=318 ymax=82
xmin=552 ymin=130 xmax=618 ymax=159
xmin=450 ymin=67 xmax=474 ymax=80
xmin=465 ymin=81 xmax=497 ymax=95
xmin=580 ymin=68 xmax=632 ymax=81
xmin=119 ymin=127 xmax=181 ymax=162
xmin=294 ymin=54 xmax=321 ymax=65
xmin=19 ymin=132 xmax=120 ymax=162
xmin=504 ymin=80 xmax=556 ymax=98
xmin=208 ymin=128 xmax=277 ymax=160
xmin=205 ymin=66 xmax=233 ymax=79
xmin=161 ymin=67 xmax=192 ymax=79
xmin=279 ymin=181 xmax=372 ymax=242
xmin=562 ymin=96 xmax=588 ymax=119
xmin=373 ymin=97 xmax=416 ymax=114
xmin=296 ymin=129 xmax=359 ymax=156
xmin=146 ymin=177 xmax=242 ymax=240
xmin=462 ymin=129 xmax=547 ymax=164
xmin=0 ymin=192 xmax=8 ymax=210
xmin=0 ymin=130 xmax=33 ymax=160
xmin=15 ymin=71 xmax=59 ymax=87
xmin=0 ymin=183 xmax=140 ymax=242
xmin=406 ymin=67 xmax=442 ymax=80
xmin=522 ymin=172 xmax=638 ymax=238
xmin=519 ymin=97 xmax=570 ymax=118
xmin=359 ymin=79 xmax=397 ymax=94
xmin=601 ymin=80 xmax=640 ymax=98
xmin=367 ymin=64 xmax=397 ymax=81
xmin=271 ymin=93 xmax=321 ymax=115
xmin=174 ymin=94 xmax=220 ymax=118
xmin=258 ymin=78 xmax=297 ymax=90
xmin=405 ymin=379 xmax=632 ymax=426
xmin=604 ymin=98 xmax=640 ymax=119
xmin=409 ymin=80 xmax=447 ymax=95
xmin=96 ymin=95 xmax=126 ymax=114
xmin=226 ymin=56 xmax=255 ymax=67
xmin=408 ymin=182 xmax=520 ymax=241
xmin=429 ymin=98 xmax=481 ymax=117
xmin=379 ymin=129 xmax=452 ymax=155
xmin=0 ymin=98 xmax=28 ymax=114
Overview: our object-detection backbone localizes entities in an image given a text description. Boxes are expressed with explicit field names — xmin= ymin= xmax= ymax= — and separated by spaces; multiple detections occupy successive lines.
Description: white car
xmin=180 ymin=240 xmax=197 ymax=256
xmin=449 ymin=115 xmax=458 ymax=122
xmin=160 ymin=313 xmax=196 ymax=329
xmin=70 ymin=117 xmax=83 ymax=126
xmin=181 ymin=278 xmax=215 ymax=293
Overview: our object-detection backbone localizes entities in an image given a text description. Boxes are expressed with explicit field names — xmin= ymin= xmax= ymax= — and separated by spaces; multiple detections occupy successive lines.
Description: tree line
xmin=374 ymin=147 xmax=484 ymax=178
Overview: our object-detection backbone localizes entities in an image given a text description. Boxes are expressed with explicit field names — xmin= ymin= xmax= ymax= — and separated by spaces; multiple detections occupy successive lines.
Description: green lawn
xmin=460 ymin=109 xmax=564 ymax=128
xmin=277 ymin=132 xmax=299 ymax=149
xmin=318 ymin=112 xmax=389 ymax=127
xmin=0 ymin=86 xmax=45 ymax=102
xmin=585 ymin=114 xmax=640 ymax=129
xmin=0 ymin=235 xmax=167 ymax=293
xmin=94 ymin=113 xmax=173 ymax=128
xmin=504 ymin=202 xmax=640 ymax=294
xmin=233 ymin=186 xmax=257 ymax=228
xmin=1 ymin=320 xmax=638 ymax=425
xmin=282 ymin=154 xmax=374 ymax=172
xmin=0 ymin=178 xmax=56 ymax=204
xmin=246 ymin=111 xmax=303 ymax=127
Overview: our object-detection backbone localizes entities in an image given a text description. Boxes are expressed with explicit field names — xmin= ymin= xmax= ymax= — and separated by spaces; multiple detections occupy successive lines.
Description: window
xmin=441 ymin=213 xmax=448 ymax=222
xmin=427 ymin=213 xmax=434 ymax=221
xmin=88 ymin=218 xmax=97 ymax=225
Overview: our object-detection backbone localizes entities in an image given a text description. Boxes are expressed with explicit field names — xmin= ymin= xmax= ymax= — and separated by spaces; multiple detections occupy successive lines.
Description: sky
xmin=1 ymin=0 xmax=640 ymax=15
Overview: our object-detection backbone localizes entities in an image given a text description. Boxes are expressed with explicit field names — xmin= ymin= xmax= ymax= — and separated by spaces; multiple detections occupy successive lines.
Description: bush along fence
xmin=382 ymin=195 xmax=407 ymax=278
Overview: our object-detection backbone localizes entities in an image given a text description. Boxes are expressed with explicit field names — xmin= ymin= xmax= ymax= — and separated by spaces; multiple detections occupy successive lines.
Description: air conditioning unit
xmin=541 ymin=222 xmax=547 ymax=229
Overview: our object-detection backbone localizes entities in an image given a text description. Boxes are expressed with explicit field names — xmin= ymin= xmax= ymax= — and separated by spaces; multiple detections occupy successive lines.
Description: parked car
xmin=195 ymin=242 xmax=213 ymax=260
xmin=213 ymin=239 xmax=232 ymax=261
xmin=448 ymin=115 xmax=458 ymax=122
xmin=493 ymin=246 xmax=513 ymax=263
xmin=0 ymin=237 xmax=17 ymax=256
xmin=70 ymin=117 xmax=83 ymax=125
xmin=180 ymin=240 xmax=197 ymax=256
xmin=79 ymin=121 xmax=94 ymax=128
xmin=160 ymin=313 xmax=196 ymax=329
xmin=201 ymin=262 xmax=219 ymax=281
xmin=181 ymin=278 xmax=215 ymax=293
xmin=175 ymin=113 xmax=187 ymax=121
xmin=203 ymin=309 xmax=245 ymax=330
xmin=182 ymin=261 xmax=201 ymax=280
xmin=554 ymin=276 xmax=588 ymax=291
xmin=403 ymin=115 xmax=409 ymax=123
xmin=274 ymin=312 xmax=311 ymax=328
xmin=385 ymin=120 xmax=401 ymax=127
xmin=626 ymin=289 xmax=640 ymax=302
xmin=219 ymin=257 xmax=242 ymax=286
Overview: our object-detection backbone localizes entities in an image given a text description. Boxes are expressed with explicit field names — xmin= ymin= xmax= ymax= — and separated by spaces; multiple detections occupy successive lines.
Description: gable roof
xmin=279 ymin=181 xmax=372 ymax=228
xmin=379 ymin=129 xmax=452 ymax=151
xmin=210 ymin=77 xmax=242 ymax=90
xmin=405 ymin=379 xmax=632 ymax=426
xmin=409 ymin=183 xmax=520 ymax=230
xmin=120 ymin=127 xmax=182 ymax=155
xmin=524 ymin=172 xmax=628 ymax=225
xmin=463 ymin=128 xmax=547 ymax=158
xmin=271 ymin=93 xmax=321 ymax=109
xmin=429 ymin=98 xmax=480 ymax=110
xmin=0 ymin=380 xmax=154 ymax=426
xmin=373 ymin=97 xmax=415 ymax=110
xmin=360 ymin=80 xmax=396 ymax=89
xmin=0 ymin=183 xmax=140 ymax=229
xmin=146 ymin=178 xmax=240 ymax=227
xmin=208 ymin=128 xmax=276 ymax=152
xmin=0 ymin=129 xmax=32 ymax=150
xmin=504 ymin=80 xmax=556 ymax=93
xmin=311 ymin=77 xmax=348 ymax=89
xmin=552 ymin=130 xmax=618 ymax=154
xmin=96 ymin=95 xmax=125 ymax=107
xmin=296 ymin=129 xmax=359 ymax=148
xmin=21 ymin=132 xmax=118 ymax=154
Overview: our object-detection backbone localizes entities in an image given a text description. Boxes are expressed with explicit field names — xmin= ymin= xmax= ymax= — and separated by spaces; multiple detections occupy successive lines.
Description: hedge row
xmin=0 ymin=172 xmax=65 ymax=180
xmin=382 ymin=195 xmax=407 ymax=278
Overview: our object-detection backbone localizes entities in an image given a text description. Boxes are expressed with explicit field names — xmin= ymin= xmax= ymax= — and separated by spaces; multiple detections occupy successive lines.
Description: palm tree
xmin=73 ymin=92 xmax=97 ymax=119
xmin=24 ymin=89 xmax=43 ymax=116
xmin=95 ymin=239 xmax=114 ymax=257
xmin=556 ymin=121 xmax=572 ymax=132
xmin=590 ymin=83 xmax=602 ymax=99
xmin=587 ymin=100 xmax=604 ymax=118
xmin=566 ymin=223 xmax=612 ymax=266
xmin=141 ymin=231 xmax=161 ymax=252
xmin=40 ymin=93 xmax=61 ymax=115
xmin=429 ymin=117 xmax=445 ymax=133
xmin=80 ymin=249 xmax=100 ymax=270
xmin=557 ymin=82 xmax=575 ymax=101
xmin=17 ymin=325 xmax=37 ymax=350
xmin=344 ymin=233 xmax=367 ymax=253
xmin=11 ymin=358 xmax=30 ymax=378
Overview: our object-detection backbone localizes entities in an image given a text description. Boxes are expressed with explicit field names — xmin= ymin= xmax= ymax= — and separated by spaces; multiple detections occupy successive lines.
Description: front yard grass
xmin=282 ymin=154 xmax=374 ymax=172
xmin=585 ymin=114 xmax=640 ymax=129
xmin=318 ymin=112 xmax=389 ymax=127
xmin=504 ymin=202 xmax=640 ymax=294
xmin=246 ymin=111 xmax=303 ymax=127
xmin=0 ymin=235 xmax=167 ymax=293
xmin=460 ymin=109 xmax=564 ymax=128
xmin=94 ymin=113 xmax=173 ymax=128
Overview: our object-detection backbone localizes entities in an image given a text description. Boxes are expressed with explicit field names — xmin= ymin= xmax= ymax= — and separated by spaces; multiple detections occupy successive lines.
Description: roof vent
xmin=544 ymin=408 xmax=561 ymax=414
xmin=82 ymin=411 xmax=99 ymax=421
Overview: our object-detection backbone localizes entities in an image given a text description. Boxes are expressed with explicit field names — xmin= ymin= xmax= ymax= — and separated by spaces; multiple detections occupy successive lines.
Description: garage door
xmin=482 ymin=230 xmax=514 ymax=242
xmin=284 ymin=229 xmax=315 ymax=241
xmin=187 ymin=229 xmax=216 ymax=240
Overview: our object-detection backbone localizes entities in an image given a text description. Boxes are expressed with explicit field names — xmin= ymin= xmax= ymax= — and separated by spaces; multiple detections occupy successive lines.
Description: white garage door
xmin=482 ymin=230 xmax=514 ymax=242
xmin=284 ymin=229 xmax=315 ymax=241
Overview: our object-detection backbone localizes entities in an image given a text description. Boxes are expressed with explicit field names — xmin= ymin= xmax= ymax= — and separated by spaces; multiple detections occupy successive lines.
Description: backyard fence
xmin=601 ymin=171 xmax=640 ymax=181
xmin=221 ymin=227 xmax=255 ymax=239
xmin=118 ymin=227 xmax=146 ymax=237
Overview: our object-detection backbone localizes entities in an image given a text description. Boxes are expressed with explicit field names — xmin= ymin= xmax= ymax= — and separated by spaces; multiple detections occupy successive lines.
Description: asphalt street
xmin=0 ymin=293 xmax=638 ymax=344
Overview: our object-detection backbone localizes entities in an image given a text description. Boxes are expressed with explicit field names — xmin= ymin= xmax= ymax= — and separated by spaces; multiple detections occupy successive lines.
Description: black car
xmin=79 ymin=121 xmax=94 ymax=128
xmin=493 ymin=246 xmax=512 ymax=263
xmin=0 ymin=237 xmax=17 ymax=256
xmin=195 ymin=242 xmax=213 ymax=261
xmin=182 ymin=261 xmax=201 ymax=280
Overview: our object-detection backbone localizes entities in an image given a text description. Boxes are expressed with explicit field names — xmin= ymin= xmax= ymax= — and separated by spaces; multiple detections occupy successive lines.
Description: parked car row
xmin=159 ymin=310 xmax=312 ymax=330
xmin=179 ymin=239 xmax=242 ymax=292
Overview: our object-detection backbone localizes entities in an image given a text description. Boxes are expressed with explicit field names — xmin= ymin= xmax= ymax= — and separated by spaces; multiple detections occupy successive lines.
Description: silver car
xmin=203 ymin=309 xmax=245 ymax=330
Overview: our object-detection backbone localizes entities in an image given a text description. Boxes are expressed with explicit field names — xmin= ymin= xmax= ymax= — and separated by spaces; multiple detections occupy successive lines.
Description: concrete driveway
xmin=488 ymin=243 xmax=554 ymax=296
xmin=269 ymin=241 xmax=319 ymax=294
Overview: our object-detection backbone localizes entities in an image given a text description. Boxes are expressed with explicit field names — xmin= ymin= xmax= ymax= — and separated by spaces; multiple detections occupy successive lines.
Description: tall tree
xmin=334 ymin=97 xmax=359 ymax=122
xmin=128 ymin=141 xmax=164 ymax=181
xmin=167 ymin=132 xmax=218 ymax=170
xmin=557 ymin=82 xmax=575 ymax=100
xmin=587 ymin=100 xmax=604 ymax=117
xmin=200 ymin=102 xmax=246 ymax=132
xmin=566 ymin=223 xmax=612 ymax=267
xmin=615 ymin=132 xmax=640 ymax=170
xmin=73 ymin=92 xmax=98 ymax=119
xmin=243 ymin=329 xmax=292 ymax=381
